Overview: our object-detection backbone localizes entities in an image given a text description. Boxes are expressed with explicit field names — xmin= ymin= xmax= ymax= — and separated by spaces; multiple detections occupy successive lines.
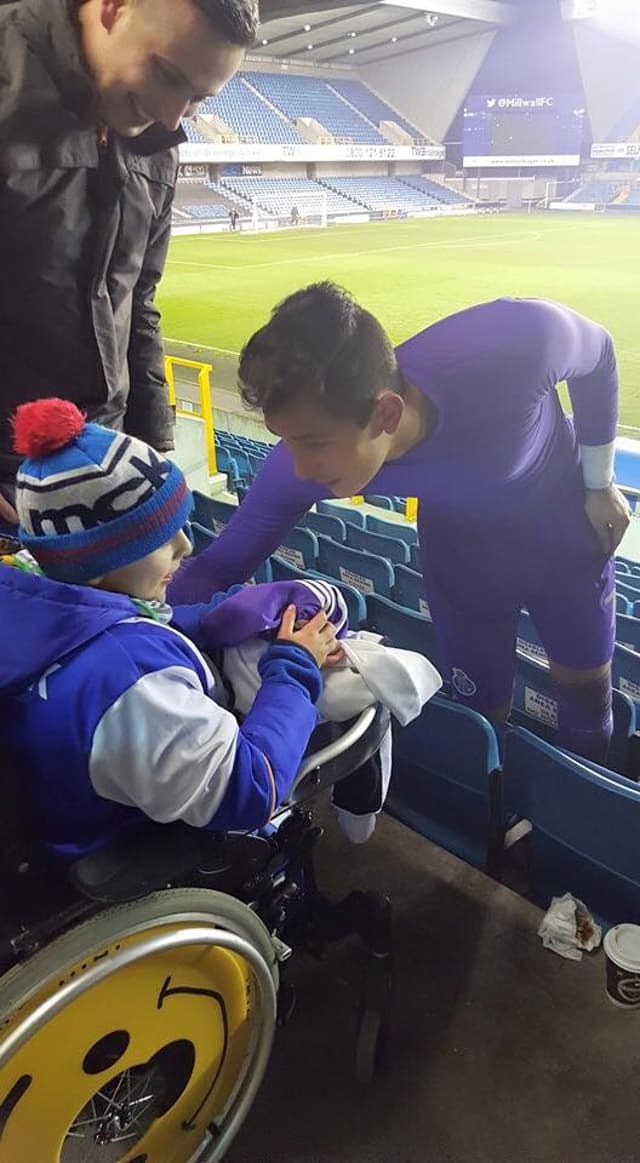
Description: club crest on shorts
xmin=452 ymin=668 xmax=477 ymax=697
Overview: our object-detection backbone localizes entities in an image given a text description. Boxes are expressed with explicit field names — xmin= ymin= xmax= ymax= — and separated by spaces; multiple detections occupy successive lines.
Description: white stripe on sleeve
xmin=89 ymin=666 xmax=240 ymax=828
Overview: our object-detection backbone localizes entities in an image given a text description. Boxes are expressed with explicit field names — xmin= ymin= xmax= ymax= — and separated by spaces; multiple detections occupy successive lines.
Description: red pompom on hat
xmin=12 ymin=398 xmax=86 ymax=459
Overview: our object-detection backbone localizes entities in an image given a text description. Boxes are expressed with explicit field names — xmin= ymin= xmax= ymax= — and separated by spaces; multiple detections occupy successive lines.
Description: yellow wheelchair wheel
xmin=0 ymin=888 xmax=278 ymax=1162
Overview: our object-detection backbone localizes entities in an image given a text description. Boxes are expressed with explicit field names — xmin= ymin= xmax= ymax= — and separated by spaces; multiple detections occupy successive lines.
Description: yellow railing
xmin=405 ymin=497 xmax=418 ymax=523
xmin=352 ymin=495 xmax=418 ymax=522
xmin=164 ymin=356 xmax=217 ymax=476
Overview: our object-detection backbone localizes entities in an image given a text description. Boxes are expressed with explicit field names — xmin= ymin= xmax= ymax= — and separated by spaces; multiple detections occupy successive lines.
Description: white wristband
xmin=579 ymin=442 xmax=615 ymax=491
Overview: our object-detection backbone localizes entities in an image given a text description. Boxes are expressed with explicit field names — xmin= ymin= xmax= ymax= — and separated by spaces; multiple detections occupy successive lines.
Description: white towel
xmin=223 ymin=631 xmax=441 ymax=843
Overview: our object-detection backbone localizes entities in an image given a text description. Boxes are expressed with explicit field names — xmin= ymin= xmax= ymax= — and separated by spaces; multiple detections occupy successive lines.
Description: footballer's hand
xmin=585 ymin=484 xmax=631 ymax=555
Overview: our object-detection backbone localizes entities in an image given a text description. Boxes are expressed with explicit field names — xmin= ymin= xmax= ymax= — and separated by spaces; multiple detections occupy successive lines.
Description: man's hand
xmin=585 ymin=484 xmax=631 ymax=556
xmin=277 ymin=605 xmax=344 ymax=668
xmin=0 ymin=492 xmax=18 ymax=527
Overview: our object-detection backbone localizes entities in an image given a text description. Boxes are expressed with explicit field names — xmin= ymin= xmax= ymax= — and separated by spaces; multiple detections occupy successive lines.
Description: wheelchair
xmin=0 ymin=705 xmax=392 ymax=1162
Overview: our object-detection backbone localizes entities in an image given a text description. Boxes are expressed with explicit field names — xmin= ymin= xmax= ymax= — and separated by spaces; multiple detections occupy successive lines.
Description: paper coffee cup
xmin=604 ymin=924 xmax=640 ymax=1008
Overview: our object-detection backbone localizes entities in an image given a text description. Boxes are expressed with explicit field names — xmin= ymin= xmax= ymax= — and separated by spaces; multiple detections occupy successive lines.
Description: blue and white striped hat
xmin=13 ymin=399 xmax=192 ymax=583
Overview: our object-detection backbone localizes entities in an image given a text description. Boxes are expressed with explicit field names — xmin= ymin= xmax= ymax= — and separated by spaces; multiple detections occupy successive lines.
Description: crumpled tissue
xmin=538 ymin=893 xmax=602 ymax=961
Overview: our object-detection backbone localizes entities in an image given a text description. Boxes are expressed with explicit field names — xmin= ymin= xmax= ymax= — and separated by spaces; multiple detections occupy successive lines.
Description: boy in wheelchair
xmin=0 ymin=399 xmax=438 ymax=863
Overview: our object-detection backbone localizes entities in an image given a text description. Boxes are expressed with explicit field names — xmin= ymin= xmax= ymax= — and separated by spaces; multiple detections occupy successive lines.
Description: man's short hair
xmin=190 ymin=0 xmax=259 ymax=47
xmin=239 ymin=282 xmax=404 ymax=426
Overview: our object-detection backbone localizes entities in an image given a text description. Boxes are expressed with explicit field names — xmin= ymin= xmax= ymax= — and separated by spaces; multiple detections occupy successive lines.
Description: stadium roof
xmin=256 ymin=1 xmax=517 ymax=67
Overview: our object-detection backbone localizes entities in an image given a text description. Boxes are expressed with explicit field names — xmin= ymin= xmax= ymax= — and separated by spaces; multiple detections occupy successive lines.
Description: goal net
xmin=249 ymin=189 xmax=328 ymax=232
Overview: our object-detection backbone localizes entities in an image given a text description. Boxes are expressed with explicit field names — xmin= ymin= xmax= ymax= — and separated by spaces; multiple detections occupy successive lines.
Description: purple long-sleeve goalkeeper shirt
xmin=170 ymin=298 xmax=618 ymax=612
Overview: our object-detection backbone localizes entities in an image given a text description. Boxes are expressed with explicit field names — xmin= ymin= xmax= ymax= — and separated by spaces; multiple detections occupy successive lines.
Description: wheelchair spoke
xmin=62 ymin=1065 xmax=163 ymax=1157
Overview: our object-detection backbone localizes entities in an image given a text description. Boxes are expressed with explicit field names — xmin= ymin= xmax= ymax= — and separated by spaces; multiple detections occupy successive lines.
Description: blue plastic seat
xmin=317 ymin=501 xmax=365 ymax=529
xmin=274 ymin=526 xmax=318 ymax=571
xmin=516 ymin=610 xmax=547 ymax=663
xmin=387 ymin=695 xmax=502 ymax=872
xmin=345 ymin=523 xmax=410 ymax=566
xmin=191 ymin=492 xmax=237 ymax=534
xmin=616 ymin=612 xmax=640 ymax=652
xmin=365 ymin=594 xmax=439 ymax=664
xmin=316 ymin=536 xmax=395 ymax=598
xmin=366 ymin=514 xmax=418 ymax=545
xmin=612 ymin=642 xmax=640 ymax=713
xmin=617 ymin=593 xmax=632 ymax=615
xmin=302 ymin=511 xmax=347 ymax=543
xmin=511 ymin=652 xmax=635 ymax=777
xmin=503 ymin=726 xmax=640 ymax=923
xmin=409 ymin=543 xmax=420 ymax=570
xmin=393 ymin=565 xmax=431 ymax=617
xmin=363 ymin=495 xmax=393 ymax=510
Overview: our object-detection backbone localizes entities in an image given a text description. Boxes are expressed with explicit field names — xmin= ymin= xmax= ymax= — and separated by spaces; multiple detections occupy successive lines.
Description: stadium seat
xmin=409 ymin=543 xmax=421 ymax=570
xmin=366 ymin=514 xmax=418 ymax=544
xmin=190 ymin=520 xmax=216 ymax=557
xmin=328 ymin=78 xmax=424 ymax=142
xmin=317 ymin=536 xmax=395 ymax=598
xmin=365 ymin=594 xmax=439 ymax=665
xmin=386 ymin=695 xmax=502 ymax=873
xmin=393 ymin=564 xmax=431 ymax=617
xmin=363 ymin=495 xmax=393 ymax=510
xmin=511 ymin=652 xmax=635 ymax=777
xmin=616 ymin=612 xmax=640 ymax=652
xmin=302 ymin=510 xmax=347 ymax=542
xmin=192 ymin=492 xmax=237 ymax=534
xmin=617 ymin=593 xmax=633 ymax=615
xmin=502 ymin=726 xmax=640 ymax=923
xmin=274 ymin=526 xmax=319 ymax=571
xmin=612 ymin=642 xmax=640 ymax=713
xmin=345 ymin=523 xmax=410 ymax=566
xmin=615 ymin=579 xmax=640 ymax=606
xmin=317 ymin=500 xmax=366 ymax=528
xmin=516 ymin=610 xmax=547 ymax=662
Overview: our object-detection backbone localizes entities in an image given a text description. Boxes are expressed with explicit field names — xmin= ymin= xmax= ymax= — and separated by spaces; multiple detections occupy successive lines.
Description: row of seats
xmin=186 ymin=72 xmax=428 ymax=147
xmin=328 ymin=77 xmax=425 ymax=142
xmin=216 ymin=175 xmax=355 ymax=217
xmin=319 ymin=175 xmax=469 ymax=212
xmin=187 ymin=489 xmax=640 ymax=925
xmin=242 ymin=71 xmax=385 ymax=145
xmin=564 ymin=181 xmax=624 ymax=204
xmin=199 ymin=75 xmax=304 ymax=144
xmin=173 ymin=175 xmax=467 ymax=223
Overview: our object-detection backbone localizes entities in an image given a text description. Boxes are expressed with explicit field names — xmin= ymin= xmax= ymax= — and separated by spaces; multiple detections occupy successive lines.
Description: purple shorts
xmin=423 ymin=554 xmax=616 ymax=715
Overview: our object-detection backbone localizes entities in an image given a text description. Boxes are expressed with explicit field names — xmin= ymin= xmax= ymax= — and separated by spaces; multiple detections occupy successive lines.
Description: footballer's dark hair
xmin=239 ymin=282 xmax=405 ymax=426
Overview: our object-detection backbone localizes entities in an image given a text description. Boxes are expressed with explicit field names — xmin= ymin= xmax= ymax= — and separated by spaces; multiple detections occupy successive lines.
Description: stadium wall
xmin=359 ymin=29 xmax=496 ymax=145
xmin=572 ymin=25 xmax=640 ymax=141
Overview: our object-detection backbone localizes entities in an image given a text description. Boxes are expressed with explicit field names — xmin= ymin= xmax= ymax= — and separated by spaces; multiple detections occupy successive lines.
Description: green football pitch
xmin=159 ymin=212 xmax=640 ymax=429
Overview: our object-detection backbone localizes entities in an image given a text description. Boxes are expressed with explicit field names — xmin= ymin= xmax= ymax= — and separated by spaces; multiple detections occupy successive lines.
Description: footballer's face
xmin=265 ymin=394 xmax=403 ymax=498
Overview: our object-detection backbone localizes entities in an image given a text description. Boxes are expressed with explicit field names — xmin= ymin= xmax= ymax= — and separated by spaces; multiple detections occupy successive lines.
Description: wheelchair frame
xmin=0 ymin=705 xmax=393 ymax=1161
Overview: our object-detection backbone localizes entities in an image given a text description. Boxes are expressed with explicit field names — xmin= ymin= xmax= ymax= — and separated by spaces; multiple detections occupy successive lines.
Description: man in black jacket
xmin=0 ymin=0 xmax=258 ymax=523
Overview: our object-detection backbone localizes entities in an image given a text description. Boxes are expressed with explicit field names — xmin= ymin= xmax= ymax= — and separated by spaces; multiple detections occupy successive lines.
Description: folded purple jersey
xmin=198 ymin=577 xmax=349 ymax=649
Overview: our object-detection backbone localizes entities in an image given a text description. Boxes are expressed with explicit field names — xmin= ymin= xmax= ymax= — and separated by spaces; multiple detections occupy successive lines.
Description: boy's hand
xmin=277 ymin=605 xmax=344 ymax=668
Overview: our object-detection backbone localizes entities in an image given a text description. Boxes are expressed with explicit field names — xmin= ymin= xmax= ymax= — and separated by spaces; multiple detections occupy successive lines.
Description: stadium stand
xmin=399 ymin=174 xmax=470 ymax=206
xmin=217 ymin=175 xmax=356 ymax=218
xmin=327 ymin=77 xmax=426 ymax=142
xmin=243 ymin=72 xmax=385 ymax=144
xmin=199 ymin=75 xmax=305 ymax=144
xmin=181 ymin=119 xmax=209 ymax=144
xmin=318 ymin=175 xmax=445 ymax=213
xmin=564 ymin=181 xmax=619 ymax=204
